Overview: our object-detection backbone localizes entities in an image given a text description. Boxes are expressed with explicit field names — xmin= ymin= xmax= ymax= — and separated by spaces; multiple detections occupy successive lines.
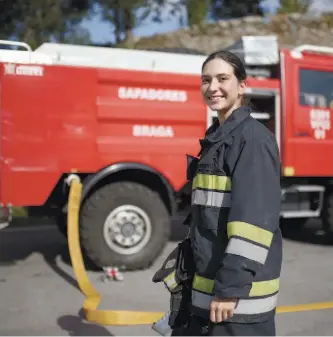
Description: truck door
xmin=280 ymin=46 xmax=333 ymax=177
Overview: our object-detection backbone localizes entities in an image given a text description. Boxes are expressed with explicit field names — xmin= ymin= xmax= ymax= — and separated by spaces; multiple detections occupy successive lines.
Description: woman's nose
xmin=208 ymin=78 xmax=219 ymax=91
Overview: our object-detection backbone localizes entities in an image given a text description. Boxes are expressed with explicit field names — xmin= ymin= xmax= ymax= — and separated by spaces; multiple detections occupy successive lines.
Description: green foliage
xmin=97 ymin=0 xmax=190 ymax=44
xmin=277 ymin=0 xmax=311 ymax=14
xmin=96 ymin=0 xmax=145 ymax=43
xmin=187 ymin=0 xmax=209 ymax=25
xmin=321 ymin=12 xmax=333 ymax=28
xmin=0 ymin=0 xmax=94 ymax=49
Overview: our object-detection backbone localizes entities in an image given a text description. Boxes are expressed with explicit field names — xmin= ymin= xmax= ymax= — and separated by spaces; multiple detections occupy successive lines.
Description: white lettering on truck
xmin=132 ymin=125 xmax=174 ymax=138
xmin=4 ymin=63 xmax=44 ymax=76
xmin=118 ymin=87 xmax=187 ymax=102
xmin=310 ymin=108 xmax=331 ymax=140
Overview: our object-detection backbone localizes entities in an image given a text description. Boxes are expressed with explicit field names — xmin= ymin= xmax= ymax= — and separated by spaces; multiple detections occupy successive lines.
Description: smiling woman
xmin=200 ymin=51 xmax=247 ymax=123
xmin=172 ymin=50 xmax=282 ymax=336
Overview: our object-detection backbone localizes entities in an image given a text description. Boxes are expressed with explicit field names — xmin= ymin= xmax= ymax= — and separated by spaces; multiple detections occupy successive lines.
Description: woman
xmin=183 ymin=50 xmax=282 ymax=336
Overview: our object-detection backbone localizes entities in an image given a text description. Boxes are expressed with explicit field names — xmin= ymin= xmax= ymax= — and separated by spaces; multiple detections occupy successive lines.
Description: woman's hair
xmin=201 ymin=50 xmax=247 ymax=83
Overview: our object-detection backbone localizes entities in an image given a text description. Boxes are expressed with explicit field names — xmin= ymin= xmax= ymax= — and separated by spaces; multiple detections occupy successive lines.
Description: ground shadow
xmin=58 ymin=309 xmax=113 ymax=336
xmin=0 ymin=218 xmax=92 ymax=292
xmin=1 ymin=220 xmax=116 ymax=336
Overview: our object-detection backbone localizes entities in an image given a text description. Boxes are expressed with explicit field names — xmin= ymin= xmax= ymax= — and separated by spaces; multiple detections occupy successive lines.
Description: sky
xmin=81 ymin=0 xmax=333 ymax=44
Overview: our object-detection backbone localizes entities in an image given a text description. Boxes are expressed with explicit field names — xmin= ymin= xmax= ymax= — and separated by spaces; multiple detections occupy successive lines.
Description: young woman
xmin=183 ymin=50 xmax=283 ymax=336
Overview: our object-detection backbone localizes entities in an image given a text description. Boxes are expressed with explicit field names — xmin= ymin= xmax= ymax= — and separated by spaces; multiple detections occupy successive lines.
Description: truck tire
xmin=322 ymin=187 xmax=333 ymax=235
xmin=80 ymin=182 xmax=170 ymax=270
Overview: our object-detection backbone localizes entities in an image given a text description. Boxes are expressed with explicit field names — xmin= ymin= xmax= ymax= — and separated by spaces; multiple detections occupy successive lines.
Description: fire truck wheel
xmin=322 ymin=187 xmax=333 ymax=235
xmin=80 ymin=182 xmax=170 ymax=270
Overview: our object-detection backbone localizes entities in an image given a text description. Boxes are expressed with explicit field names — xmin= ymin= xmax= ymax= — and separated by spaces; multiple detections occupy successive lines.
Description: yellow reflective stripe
xmin=192 ymin=274 xmax=279 ymax=298
xmin=192 ymin=174 xmax=232 ymax=191
xmin=193 ymin=274 xmax=214 ymax=294
xmin=163 ymin=271 xmax=177 ymax=290
xmin=249 ymin=278 xmax=280 ymax=297
xmin=227 ymin=221 xmax=273 ymax=247
xmin=164 ymin=271 xmax=175 ymax=283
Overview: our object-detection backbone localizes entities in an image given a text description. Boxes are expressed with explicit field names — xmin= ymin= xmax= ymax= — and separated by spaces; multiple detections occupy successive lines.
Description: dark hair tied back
xmin=202 ymin=50 xmax=247 ymax=83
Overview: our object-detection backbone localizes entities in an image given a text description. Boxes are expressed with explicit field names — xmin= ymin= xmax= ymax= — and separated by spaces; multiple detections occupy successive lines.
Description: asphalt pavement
xmin=1 ymin=216 xmax=333 ymax=336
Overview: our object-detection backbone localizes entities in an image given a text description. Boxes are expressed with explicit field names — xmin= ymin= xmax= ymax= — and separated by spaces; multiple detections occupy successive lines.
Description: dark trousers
xmin=172 ymin=315 xmax=275 ymax=336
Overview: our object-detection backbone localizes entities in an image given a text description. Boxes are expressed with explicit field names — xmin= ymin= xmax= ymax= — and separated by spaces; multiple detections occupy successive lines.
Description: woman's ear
xmin=238 ymin=79 xmax=247 ymax=96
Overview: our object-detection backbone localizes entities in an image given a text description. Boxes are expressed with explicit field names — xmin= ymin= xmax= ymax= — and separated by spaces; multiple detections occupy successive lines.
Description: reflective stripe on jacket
xmin=192 ymin=274 xmax=279 ymax=316
xmin=186 ymin=106 xmax=283 ymax=323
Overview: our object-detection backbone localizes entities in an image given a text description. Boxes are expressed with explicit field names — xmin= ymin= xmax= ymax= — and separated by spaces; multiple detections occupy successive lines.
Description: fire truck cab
xmin=0 ymin=36 xmax=332 ymax=270
xmin=225 ymin=36 xmax=333 ymax=234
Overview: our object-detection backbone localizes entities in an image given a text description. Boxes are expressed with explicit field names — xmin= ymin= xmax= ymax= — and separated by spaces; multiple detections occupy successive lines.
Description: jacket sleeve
xmin=213 ymin=134 xmax=281 ymax=299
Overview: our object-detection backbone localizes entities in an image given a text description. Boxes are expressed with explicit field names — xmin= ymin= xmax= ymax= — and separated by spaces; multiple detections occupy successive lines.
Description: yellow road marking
xmin=67 ymin=178 xmax=333 ymax=326
xmin=277 ymin=301 xmax=333 ymax=313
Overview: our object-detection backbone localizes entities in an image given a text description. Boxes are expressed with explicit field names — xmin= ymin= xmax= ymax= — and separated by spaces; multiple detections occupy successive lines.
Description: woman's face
xmin=200 ymin=58 xmax=246 ymax=112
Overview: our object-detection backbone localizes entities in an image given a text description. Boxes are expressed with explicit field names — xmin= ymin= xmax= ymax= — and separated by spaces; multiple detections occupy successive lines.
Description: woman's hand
xmin=210 ymin=297 xmax=237 ymax=323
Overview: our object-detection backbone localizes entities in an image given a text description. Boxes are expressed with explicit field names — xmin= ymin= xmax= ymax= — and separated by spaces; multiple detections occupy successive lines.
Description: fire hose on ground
xmin=66 ymin=174 xmax=164 ymax=326
xmin=66 ymin=174 xmax=333 ymax=327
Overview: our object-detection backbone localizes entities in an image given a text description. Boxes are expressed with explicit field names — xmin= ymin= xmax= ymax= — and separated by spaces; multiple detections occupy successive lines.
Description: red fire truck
xmin=0 ymin=36 xmax=332 ymax=270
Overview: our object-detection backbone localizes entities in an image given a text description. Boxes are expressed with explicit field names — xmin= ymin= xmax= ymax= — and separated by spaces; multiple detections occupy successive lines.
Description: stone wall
xmin=121 ymin=13 xmax=333 ymax=54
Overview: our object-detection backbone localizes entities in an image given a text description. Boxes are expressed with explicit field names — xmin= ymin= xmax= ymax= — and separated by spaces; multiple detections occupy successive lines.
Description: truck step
xmin=281 ymin=184 xmax=325 ymax=218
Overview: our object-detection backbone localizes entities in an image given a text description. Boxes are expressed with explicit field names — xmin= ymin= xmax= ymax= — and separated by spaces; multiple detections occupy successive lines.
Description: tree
xmin=277 ymin=0 xmax=311 ymax=14
xmin=144 ymin=0 xmax=184 ymax=23
xmin=97 ymin=0 xmax=147 ymax=44
xmin=211 ymin=0 xmax=263 ymax=19
xmin=187 ymin=0 xmax=209 ymax=25
xmin=0 ymin=0 xmax=94 ymax=49
xmin=144 ymin=0 xmax=209 ymax=27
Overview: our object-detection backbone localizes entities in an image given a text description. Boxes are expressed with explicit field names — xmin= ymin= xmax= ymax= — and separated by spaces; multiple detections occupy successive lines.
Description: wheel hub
xmin=121 ymin=223 xmax=136 ymax=237
xmin=103 ymin=205 xmax=152 ymax=255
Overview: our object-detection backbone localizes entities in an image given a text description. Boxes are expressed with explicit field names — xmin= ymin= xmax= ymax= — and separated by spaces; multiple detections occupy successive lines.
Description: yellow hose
xmin=67 ymin=177 xmax=164 ymax=325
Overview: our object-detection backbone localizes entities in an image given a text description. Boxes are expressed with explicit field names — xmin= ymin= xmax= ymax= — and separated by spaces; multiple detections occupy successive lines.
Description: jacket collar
xmin=199 ymin=106 xmax=251 ymax=148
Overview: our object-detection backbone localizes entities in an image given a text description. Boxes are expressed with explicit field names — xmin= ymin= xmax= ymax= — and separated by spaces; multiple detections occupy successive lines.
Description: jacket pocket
xmin=193 ymin=206 xmax=220 ymax=231
xmin=194 ymin=206 xmax=229 ymax=234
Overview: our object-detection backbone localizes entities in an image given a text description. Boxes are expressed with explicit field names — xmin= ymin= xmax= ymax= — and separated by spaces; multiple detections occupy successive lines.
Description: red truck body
xmin=0 ymin=64 xmax=204 ymax=205
xmin=0 ymin=63 xmax=284 ymax=206
xmin=1 ymin=38 xmax=333 ymax=269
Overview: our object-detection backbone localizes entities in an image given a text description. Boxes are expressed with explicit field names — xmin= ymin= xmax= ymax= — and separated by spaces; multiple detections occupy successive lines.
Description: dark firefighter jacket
xmin=186 ymin=106 xmax=282 ymax=324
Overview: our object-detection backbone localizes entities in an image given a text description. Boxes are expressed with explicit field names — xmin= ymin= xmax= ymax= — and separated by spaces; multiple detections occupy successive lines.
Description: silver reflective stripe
xmin=225 ymin=238 xmax=268 ymax=264
xmin=192 ymin=290 xmax=212 ymax=311
xmin=192 ymin=189 xmax=231 ymax=208
xmin=234 ymin=294 xmax=278 ymax=315
xmin=192 ymin=290 xmax=278 ymax=315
